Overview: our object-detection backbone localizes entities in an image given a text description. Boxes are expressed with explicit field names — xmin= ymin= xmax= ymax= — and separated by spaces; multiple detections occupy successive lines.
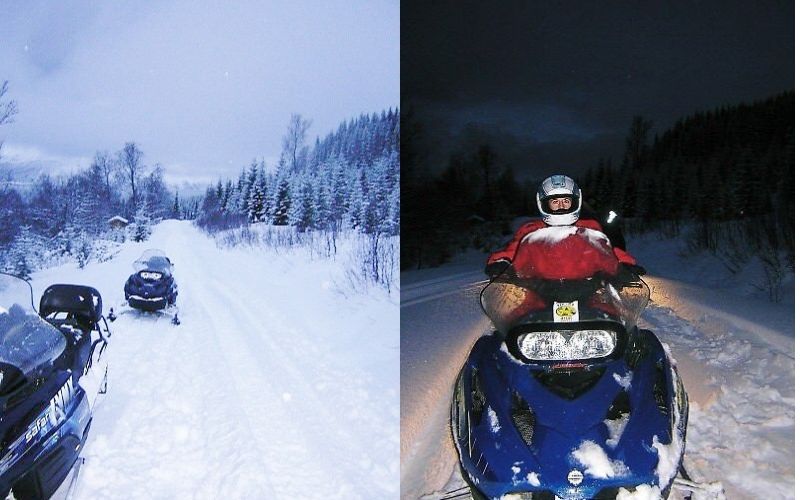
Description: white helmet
xmin=536 ymin=174 xmax=582 ymax=226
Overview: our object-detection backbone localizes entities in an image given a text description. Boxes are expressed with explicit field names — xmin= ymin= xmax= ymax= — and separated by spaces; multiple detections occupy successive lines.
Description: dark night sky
xmin=402 ymin=1 xmax=794 ymax=180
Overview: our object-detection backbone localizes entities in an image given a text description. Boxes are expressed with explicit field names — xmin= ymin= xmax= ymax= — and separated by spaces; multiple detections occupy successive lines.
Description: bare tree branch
xmin=0 ymin=81 xmax=18 ymax=127
xmin=117 ymin=142 xmax=145 ymax=209
xmin=281 ymin=114 xmax=311 ymax=172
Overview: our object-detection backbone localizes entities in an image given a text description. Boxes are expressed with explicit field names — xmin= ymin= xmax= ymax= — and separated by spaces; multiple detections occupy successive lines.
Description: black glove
xmin=484 ymin=260 xmax=511 ymax=279
xmin=623 ymin=263 xmax=646 ymax=276
xmin=614 ymin=263 xmax=646 ymax=287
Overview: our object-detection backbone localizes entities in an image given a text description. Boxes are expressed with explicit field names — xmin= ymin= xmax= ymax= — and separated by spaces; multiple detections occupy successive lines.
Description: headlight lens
xmin=140 ymin=271 xmax=163 ymax=281
xmin=517 ymin=330 xmax=616 ymax=361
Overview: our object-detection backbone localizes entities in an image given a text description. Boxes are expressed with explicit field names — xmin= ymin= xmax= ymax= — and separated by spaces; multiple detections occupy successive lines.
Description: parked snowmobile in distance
xmin=451 ymin=226 xmax=723 ymax=499
xmin=0 ymin=273 xmax=110 ymax=499
xmin=116 ymin=249 xmax=179 ymax=325
xmin=123 ymin=249 xmax=177 ymax=312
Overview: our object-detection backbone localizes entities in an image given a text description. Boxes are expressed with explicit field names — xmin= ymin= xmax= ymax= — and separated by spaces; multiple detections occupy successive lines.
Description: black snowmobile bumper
xmin=127 ymin=295 xmax=169 ymax=311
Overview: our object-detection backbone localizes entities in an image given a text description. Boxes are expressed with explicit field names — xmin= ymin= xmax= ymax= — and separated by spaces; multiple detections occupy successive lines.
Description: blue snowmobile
xmin=115 ymin=249 xmax=179 ymax=325
xmin=123 ymin=249 xmax=177 ymax=312
xmin=450 ymin=228 xmax=723 ymax=499
xmin=0 ymin=273 xmax=110 ymax=499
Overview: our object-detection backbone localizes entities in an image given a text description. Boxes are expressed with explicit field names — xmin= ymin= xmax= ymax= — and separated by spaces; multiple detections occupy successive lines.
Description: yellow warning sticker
xmin=553 ymin=301 xmax=579 ymax=322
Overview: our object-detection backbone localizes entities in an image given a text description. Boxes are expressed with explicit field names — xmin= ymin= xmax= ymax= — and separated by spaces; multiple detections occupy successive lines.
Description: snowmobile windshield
xmin=133 ymin=249 xmax=173 ymax=276
xmin=0 ymin=274 xmax=67 ymax=377
xmin=481 ymin=226 xmax=650 ymax=335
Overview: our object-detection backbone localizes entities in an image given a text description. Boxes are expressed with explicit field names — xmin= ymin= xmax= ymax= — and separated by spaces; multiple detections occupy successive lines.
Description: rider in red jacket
xmin=485 ymin=174 xmax=642 ymax=278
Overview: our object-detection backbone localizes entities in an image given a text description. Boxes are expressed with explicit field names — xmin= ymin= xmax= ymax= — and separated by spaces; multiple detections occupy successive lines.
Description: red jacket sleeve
xmin=613 ymin=247 xmax=637 ymax=265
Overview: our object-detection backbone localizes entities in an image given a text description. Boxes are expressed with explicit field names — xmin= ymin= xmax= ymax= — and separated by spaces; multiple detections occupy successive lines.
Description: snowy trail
xmin=640 ymin=277 xmax=794 ymax=500
xmin=400 ymin=270 xmax=794 ymax=500
xmin=22 ymin=220 xmax=398 ymax=499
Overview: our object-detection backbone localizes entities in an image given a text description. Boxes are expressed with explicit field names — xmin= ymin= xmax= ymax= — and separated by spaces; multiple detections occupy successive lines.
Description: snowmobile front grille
xmin=511 ymin=391 xmax=535 ymax=446
xmin=532 ymin=367 xmax=605 ymax=400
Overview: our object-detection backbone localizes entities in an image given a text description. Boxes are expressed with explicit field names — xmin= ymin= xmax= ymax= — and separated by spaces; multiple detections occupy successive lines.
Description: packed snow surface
xmin=15 ymin=220 xmax=399 ymax=499
xmin=401 ymin=229 xmax=794 ymax=500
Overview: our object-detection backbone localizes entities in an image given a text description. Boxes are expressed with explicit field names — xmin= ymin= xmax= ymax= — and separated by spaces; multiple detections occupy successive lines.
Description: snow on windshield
xmin=134 ymin=249 xmax=173 ymax=275
xmin=0 ymin=305 xmax=66 ymax=376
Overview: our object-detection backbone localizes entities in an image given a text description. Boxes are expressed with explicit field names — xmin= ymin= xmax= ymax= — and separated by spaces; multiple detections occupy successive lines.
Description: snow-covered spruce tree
xmin=131 ymin=206 xmax=152 ymax=242
xmin=263 ymin=171 xmax=277 ymax=223
xmin=229 ymin=173 xmax=243 ymax=214
xmin=75 ymin=232 xmax=92 ymax=269
xmin=312 ymin=175 xmax=333 ymax=230
xmin=214 ymin=180 xmax=226 ymax=211
xmin=346 ymin=170 xmax=366 ymax=230
xmin=272 ymin=176 xmax=291 ymax=226
xmin=172 ymin=191 xmax=180 ymax=219
xmin=247 ymin=164 xmax=268 ymax=222
xmin=240 ymin=161 xmax=258 ymax=216
xmin=7 ymin=225 xmax=37 ymax=279
xmin=289 ymin=179 xmax=315 ymax=232
xmin=329 ymin=157 xmax=349 ymax=228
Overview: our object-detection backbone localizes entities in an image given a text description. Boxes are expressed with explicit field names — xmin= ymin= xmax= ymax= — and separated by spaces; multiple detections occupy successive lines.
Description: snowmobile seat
xmin=39 ymin=284 xmax=103 ymax=328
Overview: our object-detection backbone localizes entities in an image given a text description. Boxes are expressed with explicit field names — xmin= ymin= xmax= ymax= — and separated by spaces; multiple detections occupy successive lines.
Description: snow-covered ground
xmin=14 ymin=220 xmax=399 ymax=499
xmin=401 ymin=230 xmax=794 ymax=500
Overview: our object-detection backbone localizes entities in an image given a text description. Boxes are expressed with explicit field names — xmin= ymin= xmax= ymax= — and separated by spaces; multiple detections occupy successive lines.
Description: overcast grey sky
xmin=0 ymin=0 xmax=398 ymax=185
xmin=402 ymin=1 xmax=793 ymax=179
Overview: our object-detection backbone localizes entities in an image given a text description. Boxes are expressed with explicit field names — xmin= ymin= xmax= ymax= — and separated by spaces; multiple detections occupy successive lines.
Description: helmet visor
xmin=542 ymin=195 xmax=579 ymax=215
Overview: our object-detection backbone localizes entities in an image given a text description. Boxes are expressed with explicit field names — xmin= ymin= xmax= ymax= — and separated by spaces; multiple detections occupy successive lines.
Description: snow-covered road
xmin=27 ymin=220 xmax=399 ymax=499
xmin=400 ymin=268 xmax=794 ymax=500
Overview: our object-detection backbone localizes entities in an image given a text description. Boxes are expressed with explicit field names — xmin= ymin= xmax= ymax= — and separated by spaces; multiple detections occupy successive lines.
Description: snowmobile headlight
xmin=140 ymin=271 xmax=163 ymax=281
xmin=517 ymin=329 xmax=616 ymax=361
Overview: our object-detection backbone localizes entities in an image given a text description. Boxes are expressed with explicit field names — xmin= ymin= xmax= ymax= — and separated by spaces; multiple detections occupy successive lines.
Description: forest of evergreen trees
xmin=196 ymin=110 xmax=400 ymax=239
xmin=401 ymin=111 xmax=536 ymax=269
xmin=402 ymin=91 xmax=794 ymax=275
xmin=580 ymin=91 xmax=793 ymax=249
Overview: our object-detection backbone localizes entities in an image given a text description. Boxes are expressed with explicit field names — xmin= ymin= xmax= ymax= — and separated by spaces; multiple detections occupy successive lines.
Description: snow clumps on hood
xmin=613 ymin=370 xmax=633 ymax=390
xmin=571 ymin=440 xmax=630 ymax=479
xmin=488 ymin=406 xmax=501 ymax=433
xmin=510 ymin=462 xmax=541 ymax=488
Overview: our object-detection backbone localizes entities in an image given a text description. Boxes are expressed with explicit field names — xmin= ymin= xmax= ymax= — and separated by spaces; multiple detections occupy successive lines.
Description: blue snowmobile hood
xmin=454 ymin=329 xmax=685 ymax=499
